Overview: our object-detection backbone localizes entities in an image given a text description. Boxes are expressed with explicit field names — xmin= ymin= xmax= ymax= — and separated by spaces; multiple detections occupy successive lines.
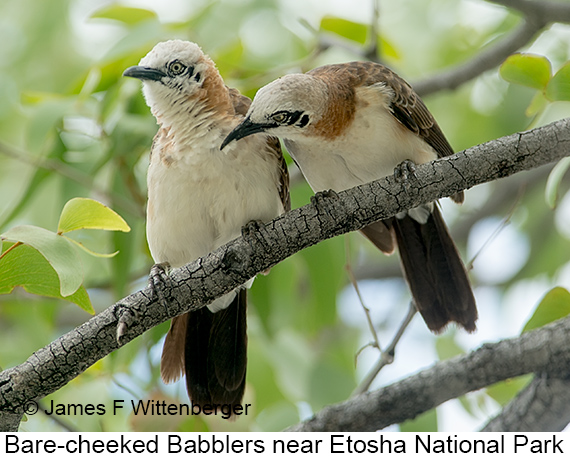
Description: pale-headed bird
xmin=123 ymin=40 xmax=290 ymax=413
xmin=223 ymin=61 xmax=477 ymax=333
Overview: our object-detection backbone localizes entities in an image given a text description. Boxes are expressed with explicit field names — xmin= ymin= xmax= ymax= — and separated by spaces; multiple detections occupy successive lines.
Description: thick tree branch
xmin=482 ymin=373 xmax=570 ymax=432
xmin=0 ymin=117 xmax=569 ymax=432
xmin=286 ymin=315 xmax=570 ymax=432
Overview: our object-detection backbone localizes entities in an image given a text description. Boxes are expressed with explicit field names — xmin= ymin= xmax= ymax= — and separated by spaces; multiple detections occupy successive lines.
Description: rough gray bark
xmin=286 ymin=315 xmax=570 ymax=432
xmin=0 ymin=117 xmax=569 ymax=432
xmin=482 ymin=373 xmax=570 ymax=432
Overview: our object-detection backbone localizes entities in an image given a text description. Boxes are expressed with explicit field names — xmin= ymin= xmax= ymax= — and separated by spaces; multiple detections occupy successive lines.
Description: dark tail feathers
xmin=392 ymin=206 xmax=477 ymax=332
xmin=181 ymin=289 xmax=248 ymax=417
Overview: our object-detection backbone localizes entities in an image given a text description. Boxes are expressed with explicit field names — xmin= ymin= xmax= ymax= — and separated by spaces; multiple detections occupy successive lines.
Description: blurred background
xmin=1 ymin=0 xmax=570 ymax=432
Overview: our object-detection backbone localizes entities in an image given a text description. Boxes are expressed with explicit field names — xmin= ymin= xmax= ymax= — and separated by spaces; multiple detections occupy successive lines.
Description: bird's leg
xmin=116 ymin=262 xmax=172 ymax=344
xmin=241 ymin=221 xmax=273 ymax=274
xmin=311 ymin=189 xmax=340 ymax=230
xmin=148 ymin=262 xmax=172 ymax=306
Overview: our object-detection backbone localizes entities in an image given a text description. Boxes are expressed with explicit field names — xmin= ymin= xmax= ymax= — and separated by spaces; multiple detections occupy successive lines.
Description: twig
xmin=466 ymin=184 xmax=524 ymax=271
xmin=352 ymin=301 xmax=417 ymax=396
xmin=344 ymin=235 xmax=381 ymax=354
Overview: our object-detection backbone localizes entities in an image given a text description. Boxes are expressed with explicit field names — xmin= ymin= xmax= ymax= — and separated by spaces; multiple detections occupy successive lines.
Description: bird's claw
xmin=393 ymin=160 xmax=418 ymax=183
xmin=310 ymin=189 xmax=339 ymax=206
xmin=241 ymin=220 xmax=265 ymax=238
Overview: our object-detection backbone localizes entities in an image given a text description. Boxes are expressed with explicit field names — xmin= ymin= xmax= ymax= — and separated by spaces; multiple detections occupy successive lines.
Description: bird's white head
xmin=124 ymin=40 xmax=221 ymax=123
xmin=221 ymin=73 xmax=328 ymax=149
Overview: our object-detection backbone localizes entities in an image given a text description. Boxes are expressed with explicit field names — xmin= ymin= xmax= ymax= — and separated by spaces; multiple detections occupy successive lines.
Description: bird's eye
xmin=271 ymin=112 xmax=289 ymax=124
xmin=168 ymin=60 xmax=186 ymax=75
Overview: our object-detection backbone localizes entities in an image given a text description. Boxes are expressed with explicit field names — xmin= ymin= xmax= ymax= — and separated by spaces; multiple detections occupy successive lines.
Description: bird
xmin=123 ymin=40 xmax=290 ymax=415
xmin=222 ymin=61 xmax=477 ymax=333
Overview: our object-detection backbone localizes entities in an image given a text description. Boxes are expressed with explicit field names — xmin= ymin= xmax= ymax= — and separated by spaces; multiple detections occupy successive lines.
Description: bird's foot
xmin=311 ymin=189 xmax=340 ymax=229
xmin=310 ymin=189 xmax=339 ymax=207
xmin=393 ymin=160 xmax=418 ymax=183
xmin=241 ymin=220 xmax=266 ymax=238
xmin=241 ymin=220 xmax=273 ymax=275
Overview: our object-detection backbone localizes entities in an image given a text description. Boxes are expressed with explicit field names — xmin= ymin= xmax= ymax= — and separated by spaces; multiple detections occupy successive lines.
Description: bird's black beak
xmin=221 ymin=117 xmax=274 ymax=150
xmin=123 ymin=66 xmax=166 ymax=82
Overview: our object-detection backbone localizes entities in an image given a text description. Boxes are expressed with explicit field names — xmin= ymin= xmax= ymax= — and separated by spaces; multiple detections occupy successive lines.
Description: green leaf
xmin=500 ymin=53 xmax=552 ymax=90
xmin=545 ymin=157 xmax=570 ymax=209
xmin=299 ymin=238 xmax=345 ymax=332
xmin=546 ymin=62 xmax=570 ymax=101
xmin=90 ymin=5 xmax=157 ymax=25
xmin=486 ymin=375 xmax=532 ymax=406
xmin=58 ymin=198 xmax=130 ymax=234
xmin=0 ymin=242 xmax=93 ymax=313
xmin=65 ymin=236 xmax=118 ymax=258
xmin=522 ymin=287 xmax=570 ymax=333
xmin=320 ymin=16 xmax=368 ymax=45
xmin=2 ymin=225 xmax=83 ymax=297
xmin=379 ymin=36 xmax=400 ymax=60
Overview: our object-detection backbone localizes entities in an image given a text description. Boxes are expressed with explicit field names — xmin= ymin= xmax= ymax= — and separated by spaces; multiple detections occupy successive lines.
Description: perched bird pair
xmin=124 ymin=40 xmax=477 ymax=416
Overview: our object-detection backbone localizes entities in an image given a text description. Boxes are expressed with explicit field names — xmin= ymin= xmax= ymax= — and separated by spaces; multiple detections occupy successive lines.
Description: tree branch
xmin=414 ymin=0 xmax=570 ymax=96
xmin=286 ymin=315 xmax=570 ymax=432
xmin=488 ymin=0 xmax=570 ymax=20
xmin=482 ymin=373 xmax=570 ymax=432
xmin=1 ymin=117 xmax=569 ymax=432
xmin=414 ymin=20 xmax=541 ymax=96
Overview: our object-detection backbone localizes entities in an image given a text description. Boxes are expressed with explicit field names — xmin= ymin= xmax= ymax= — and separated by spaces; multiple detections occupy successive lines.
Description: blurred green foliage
xmin=1 ymin=0 xmax=570 ymax=432
xmin=1 ymin=197 xmax=130 ymax=312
